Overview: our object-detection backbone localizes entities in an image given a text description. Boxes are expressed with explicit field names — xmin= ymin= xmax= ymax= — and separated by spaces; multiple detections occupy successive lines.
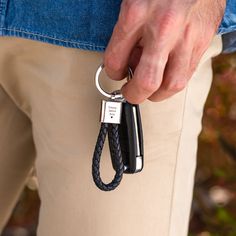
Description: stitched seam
xmin=167 ymin=86 xmax=189 ymax=236
xmin=0 ymin=27 xmax=106 ymax=48
xmin=167 ymin=37 xmax=223 ymax=235
xmin=0 ymin=27 xmax=106 ymax=47
xmin=166 ymin=36 xmax=223 ymax=235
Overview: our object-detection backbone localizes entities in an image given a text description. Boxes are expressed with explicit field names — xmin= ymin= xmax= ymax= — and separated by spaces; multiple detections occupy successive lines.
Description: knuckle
xmin=120 ymin=0 xmax=146 ymax=29
xmin=165 ymin=79 xmax=186 ymax=92
xmin=137 ymin=77 xmax=160 ymax=94
xmin=156 ymin=10 xmax=178 ymax=36
xmin=136 ymin=64 xmax=163 ymax=93
xmin=161 ymin=10 xmax=177 ymax=26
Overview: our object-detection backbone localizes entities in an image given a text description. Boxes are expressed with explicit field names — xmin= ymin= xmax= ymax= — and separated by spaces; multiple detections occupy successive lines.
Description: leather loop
xmin=92 ymin=122 xmax=124 ymax=191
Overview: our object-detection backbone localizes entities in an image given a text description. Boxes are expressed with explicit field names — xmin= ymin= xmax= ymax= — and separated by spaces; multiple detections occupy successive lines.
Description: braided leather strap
xmin=92 ymin=122 xmax=124 ymax=191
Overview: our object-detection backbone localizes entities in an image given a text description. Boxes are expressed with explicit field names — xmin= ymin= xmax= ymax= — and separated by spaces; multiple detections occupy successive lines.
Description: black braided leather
xmin=92 ymin=122 xmax=124 ymax=191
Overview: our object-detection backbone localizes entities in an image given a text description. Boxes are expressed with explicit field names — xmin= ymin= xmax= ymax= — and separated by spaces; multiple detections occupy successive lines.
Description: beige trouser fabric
xmin=0 ymin=35 xmax=222 ymax=236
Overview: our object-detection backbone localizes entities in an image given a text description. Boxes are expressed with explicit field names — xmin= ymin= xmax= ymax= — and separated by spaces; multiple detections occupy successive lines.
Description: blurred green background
xmin=1 ymin=52 xmax=236 ymax=236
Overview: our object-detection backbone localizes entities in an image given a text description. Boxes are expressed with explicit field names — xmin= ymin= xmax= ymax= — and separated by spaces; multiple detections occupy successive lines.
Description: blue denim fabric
xmin=218 ymin=0 xmax=236 ymax=35
xmin=0 ymin=0 xmax=235 ymax=52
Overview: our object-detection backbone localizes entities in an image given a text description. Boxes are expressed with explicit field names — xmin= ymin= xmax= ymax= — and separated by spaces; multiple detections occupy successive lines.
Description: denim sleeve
xmin=218 ymin=0 xmax=236 ymax=35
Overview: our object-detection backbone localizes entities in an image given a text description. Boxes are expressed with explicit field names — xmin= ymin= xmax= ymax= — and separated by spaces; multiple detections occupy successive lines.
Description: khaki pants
xmin=0 ymin=35 xmax=222 ymax=236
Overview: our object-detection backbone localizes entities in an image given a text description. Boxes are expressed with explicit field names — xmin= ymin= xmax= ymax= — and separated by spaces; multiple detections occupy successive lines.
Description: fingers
xmin=103 ymin=1 xmax=146 ymax=81
xmin=119 ymin=13 xmax=180 ymax=104
xmin=148 ymin=41 xmax=192 ymax=102
xmin=147 ymin=24 xmax=203 ymax=102
xmin=102 ymin=0 xmax=214 ymax=104
xmin=120 ymin=39 xmax=169 ymax=104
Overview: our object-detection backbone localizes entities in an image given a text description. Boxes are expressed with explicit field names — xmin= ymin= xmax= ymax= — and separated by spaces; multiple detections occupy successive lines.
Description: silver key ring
xmin=95 ymin=63 xmax=133 ymax=100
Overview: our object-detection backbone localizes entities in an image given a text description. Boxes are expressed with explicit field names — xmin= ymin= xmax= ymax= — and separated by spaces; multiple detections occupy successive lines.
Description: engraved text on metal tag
xmin=100 ymin=100 xmax=123 ymax=124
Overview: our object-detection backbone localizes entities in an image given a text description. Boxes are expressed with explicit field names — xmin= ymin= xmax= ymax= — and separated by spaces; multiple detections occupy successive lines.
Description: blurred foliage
xmin=189 ymin=52 xmax=236 ymax=236
xmin=1 ymin=52 xmax=236 ymax=236
xmin=2 ymin=187 xmax=39 ymax=236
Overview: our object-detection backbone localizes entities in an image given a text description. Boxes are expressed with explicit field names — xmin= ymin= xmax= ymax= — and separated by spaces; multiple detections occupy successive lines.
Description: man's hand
xmin=103 ymin=0 xmax=226 ymax=104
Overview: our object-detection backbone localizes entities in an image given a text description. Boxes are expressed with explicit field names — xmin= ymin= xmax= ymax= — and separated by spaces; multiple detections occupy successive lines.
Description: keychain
xmin=92 ymin=63 xmax=144 ymax=191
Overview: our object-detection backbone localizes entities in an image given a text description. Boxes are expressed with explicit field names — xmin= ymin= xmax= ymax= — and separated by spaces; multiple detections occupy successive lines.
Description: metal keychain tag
xmin=100 ymin=99 xmax=123 ymax=124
